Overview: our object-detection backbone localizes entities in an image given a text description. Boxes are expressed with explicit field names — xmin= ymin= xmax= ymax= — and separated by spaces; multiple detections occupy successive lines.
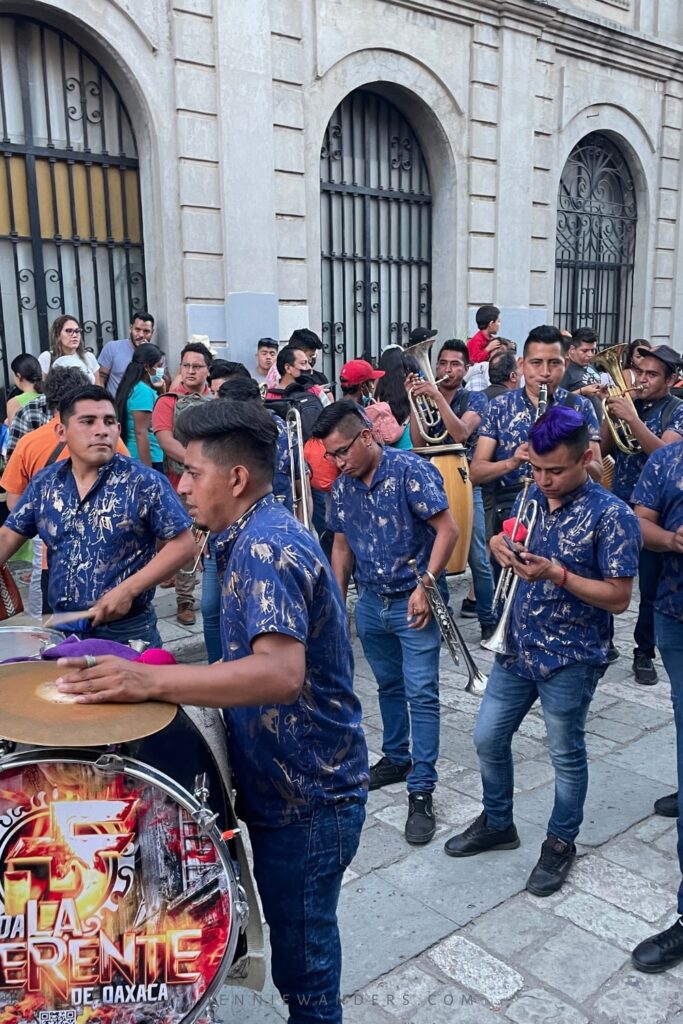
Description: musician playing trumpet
xmin=445 ymin=407 xmax=641 ymax=897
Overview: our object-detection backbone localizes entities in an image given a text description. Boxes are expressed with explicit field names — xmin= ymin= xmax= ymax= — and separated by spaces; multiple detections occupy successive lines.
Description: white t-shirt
xmin=39 ymin=349 xmax=99 ymax=382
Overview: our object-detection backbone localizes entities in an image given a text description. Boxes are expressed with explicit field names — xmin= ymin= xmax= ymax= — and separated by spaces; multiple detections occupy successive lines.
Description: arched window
xmin=0 ymin=15 xmax=146 ymax=384
xmin=555 ymin=133 xmax=637 ymax=347
xmin=320 ymin=89 xmax=432 ymax=378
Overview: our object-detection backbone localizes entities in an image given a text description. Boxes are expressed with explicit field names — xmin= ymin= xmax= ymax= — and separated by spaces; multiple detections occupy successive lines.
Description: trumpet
xmin=481 ymin=479 xmax=539 ymax=656
xmin=405 ymin=336 xmax=449 ymax=444
xmin=179 ymin=523 xmax=210 ymax=575
xmin=408 ymin=559 xmax=487 ymax=697
xmin=286 ymin=407 xmax=311 ymax=530
xmin=591 ymin=344 xmax=643 ymax=454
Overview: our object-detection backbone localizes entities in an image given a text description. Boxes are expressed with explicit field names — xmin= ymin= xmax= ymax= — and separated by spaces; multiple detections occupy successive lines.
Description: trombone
xmin=408 ymin=559 xmax=487 ymax=697
xmin=286 ymin=407 xmax=311 ymax=530
xmin=179 ymin=522 xmax=210 ymax=575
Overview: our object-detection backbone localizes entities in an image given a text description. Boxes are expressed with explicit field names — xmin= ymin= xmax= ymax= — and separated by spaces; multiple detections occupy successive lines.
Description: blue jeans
xmin=474 ymin=659 xmax=602 ymax=842
xmin=355 ymin=587 xmax=440 ymax=792
xmin=67 ymin=605 xmax=162 ymax=648
xmin=655 ymin=611 xmax=683 ymax=914
xmin=248 ymin=802 xmax=365 ymax=1023
xmin=468 ymin=486 xmax=495 ymax=626
xmin=634 ymin=548 xmax=663 ymax=657
xmin=201 ymin=541 xmax=222 ymax=663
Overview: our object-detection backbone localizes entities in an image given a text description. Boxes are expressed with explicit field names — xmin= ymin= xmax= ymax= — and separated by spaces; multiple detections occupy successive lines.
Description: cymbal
xmin=0 ymin=661 xmax=177 ymax=746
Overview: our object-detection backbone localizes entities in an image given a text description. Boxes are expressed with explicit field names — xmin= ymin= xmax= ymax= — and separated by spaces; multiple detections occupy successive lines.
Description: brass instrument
xmin=481 ymin=479 xmax=540 ymax=655
xmin=591 ymin=343 xmax=643 ymax=454
xmin=286 ymin=407 xmax=311 ymax=530
xmin=405 ymin=336 xmax=450 ymax=444
xmin=179 ymin=523 xmax=210 ymax=575
xmin=408 ymin=559 xmax=487 ymax=697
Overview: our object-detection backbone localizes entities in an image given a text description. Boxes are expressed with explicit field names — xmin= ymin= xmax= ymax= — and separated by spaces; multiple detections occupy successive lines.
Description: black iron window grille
xmin=0 ymin=15 xmax=146 ymax=388
xmin=320 ymin=89 xmax=432 ymax=379
xmin=555 ymin=132 xmax=637 ymax=348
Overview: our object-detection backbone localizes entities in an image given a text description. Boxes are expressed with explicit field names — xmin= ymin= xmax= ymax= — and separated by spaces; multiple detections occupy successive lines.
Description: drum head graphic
xmin=0 ymin=753 xmax=239 ymax=1024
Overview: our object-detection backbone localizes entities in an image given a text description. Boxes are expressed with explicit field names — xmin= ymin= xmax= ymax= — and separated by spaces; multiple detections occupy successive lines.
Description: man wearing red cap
xmin=340 ymin=359 xmax=385 ymax=404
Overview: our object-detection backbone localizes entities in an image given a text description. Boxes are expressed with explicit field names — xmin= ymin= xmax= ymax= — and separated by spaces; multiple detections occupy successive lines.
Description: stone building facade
xmin=1 ymin=0 xmax=682 ymax=382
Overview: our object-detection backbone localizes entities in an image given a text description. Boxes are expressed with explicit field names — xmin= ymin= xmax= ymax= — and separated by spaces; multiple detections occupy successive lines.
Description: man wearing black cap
xmin=602 ymin=344 xmax=683 ymax=685
xmin=408 ymin=327 xmax=438 ymax=347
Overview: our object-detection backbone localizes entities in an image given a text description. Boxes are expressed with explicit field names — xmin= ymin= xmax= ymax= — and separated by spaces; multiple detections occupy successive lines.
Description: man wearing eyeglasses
xmin=152 ymin=341 xmax=213 ymax=624
xmin=313 ymin=400 xmax=459 ymax=845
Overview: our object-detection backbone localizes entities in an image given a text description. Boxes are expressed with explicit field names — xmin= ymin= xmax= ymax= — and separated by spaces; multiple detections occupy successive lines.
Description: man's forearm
xmin=331 ymin=543 xmax=353 ymax=601
xmin=426 ymin=521 xmax=459 ymax=578
xmin=149 ymin=654 xmax=304 ymax=707
xmin=470 ymin=455 xmax=517 ymax=486
xmin=0 ymin=525 xmax=31 ymax=565
xmin=639 ymin=517 xmax=678 ymax=553
xmin=125 ymin=531 xmax=196 ymax=598
xmin=156 ymin=430 xmax=186 ymax=464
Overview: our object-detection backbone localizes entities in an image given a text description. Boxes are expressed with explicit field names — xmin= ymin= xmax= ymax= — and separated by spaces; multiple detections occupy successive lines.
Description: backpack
xmin=166 ymin=392 xmax=213 ymax=474
xmin=364 ymin=401 xmax=404 ymax=445
xmin=264 ymin=386 xmax=324 ymax=442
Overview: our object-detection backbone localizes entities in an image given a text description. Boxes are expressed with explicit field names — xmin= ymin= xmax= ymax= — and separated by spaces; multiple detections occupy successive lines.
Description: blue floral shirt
xmin=479 ymin=387 xmax=601 ymax=491
xmin=500 ymin=478 xmax=641 ymax=679
xmin=215 ymin=494 xmax=368 ymax=827
xmin=631 ymin=441 xmax=683 ymax=622
xmin=6 ymin=454 xmax=191 ymax=613
xmin=429 ymin=387 xmax=488 ymax=462
xmin=611 ymin=397 xmax=683 ymax=503
xmin=327 ymin=446 xmax=449 ymax=594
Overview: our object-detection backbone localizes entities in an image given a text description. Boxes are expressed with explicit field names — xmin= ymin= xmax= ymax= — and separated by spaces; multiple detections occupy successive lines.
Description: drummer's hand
xmin=90 ymin=582 xmax=135 ymax=625
xmin=55 ymin=656 xmax=157 ymax=703
xmin=407 ymin=585 xmax=432 ymax=629
xmin=512 ymin=551 xmax=556 ymax=583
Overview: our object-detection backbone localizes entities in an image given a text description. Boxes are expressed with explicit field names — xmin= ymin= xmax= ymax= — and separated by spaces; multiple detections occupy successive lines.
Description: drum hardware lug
xmin=93 ymin=752 xmax=125 ymax=773
xmin=458 ymin=468 xmax=468 ymax=484
xmin=0 ymin=739 xmax=16 ymax=759
xmin=128 ymin=638 xmax=150 ymax=653
xmin=193 ymin=772 xmax=218 ymax=834
xmin=204 ymin=997 xmax=220 ymax=1024
xmin=235 ymin=884 xmax=250 ymax=929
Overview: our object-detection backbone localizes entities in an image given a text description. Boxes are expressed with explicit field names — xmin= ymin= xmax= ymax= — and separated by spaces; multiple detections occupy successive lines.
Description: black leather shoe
xmin=369 ymin=756 xmax=411 ymax=791
xmin=633 ymin=651 xmax=658 ymax=685
xmin=632 ymin=919 xmax=683 ymax=973
xmin=480 ymin=622 xmax=496 ymax=643
xmin=526 ymin=835 xmax=576 ymax=896
xmin=654 ymin=792 xmax=678 ymax=818
xmin=405 ymin=792 xmax=436 ymax=845
xmin=444 ymin=811 xmax=520 ymax=857
xmin=607 ymin=642 xmax=619 ymax=664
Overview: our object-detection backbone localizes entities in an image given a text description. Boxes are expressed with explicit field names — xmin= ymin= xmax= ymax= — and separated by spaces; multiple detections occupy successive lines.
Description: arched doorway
xmin=0 ymin=14 xmax=146 ymax=385
xmin=320 ymin=88 xmax=432 ymax=378
xmin=554 ymin=132 xmax=637 ymax=348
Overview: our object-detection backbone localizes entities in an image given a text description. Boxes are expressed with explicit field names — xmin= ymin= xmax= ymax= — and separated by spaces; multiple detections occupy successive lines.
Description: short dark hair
xmin=489 ymin=351 xmax=517 ymax=385
xmin=523 ymin=324 xmax=564 ymax=356
xmin=218 ymin=377 xmax=261 ymax=402
xmin=276 ymin=345 xmax=300 ymax=377
xmin=475 ymin=305 xmax=500 ymax=330
xmin=257 ymin=337 xmax=279 ymax=351
xmin=131 ymin=311 xmax=155 ymax=327
xmin=181 ymin=342 xmax=212 ymax=367
xmin=174 ymin=397 xmax=277 ymax=481
xmin=208 ymin=359 xmax=250 ymax=383
xmin=59 ymin=384 xmax=116 ymax=423
xmin=44 ymin=365 xmax=91 ymax=412
xmin=570 ymin=327 xmax=599 ymax=348
xmin=529 ymin=406 xmax=589 ymax=460
xmin=436 ymin=339 xmax=469 ymax=366
xmin=312 ymin=399 xmax=367 ymax=440
xmin=289 ymin=328 xmax=321 ymax=350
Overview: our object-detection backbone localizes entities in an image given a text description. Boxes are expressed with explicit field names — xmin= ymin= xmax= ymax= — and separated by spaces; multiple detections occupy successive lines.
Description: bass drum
xmin=0 ymin=748 xmax=247 ymax=1024
xmin=415 ymin=445 xmax=473 ymax=574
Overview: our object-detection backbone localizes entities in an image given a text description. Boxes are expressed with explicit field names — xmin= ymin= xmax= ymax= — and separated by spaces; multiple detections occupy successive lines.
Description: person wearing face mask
xmin=339 ymin=358 xmax=385 ymax=406
xmin=115 ymin=343 xmax=166 ymax=471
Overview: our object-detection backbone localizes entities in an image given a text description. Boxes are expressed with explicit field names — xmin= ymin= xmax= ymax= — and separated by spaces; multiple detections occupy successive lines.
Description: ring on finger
xmin=84 ymin=655 xmax=97 ymax=669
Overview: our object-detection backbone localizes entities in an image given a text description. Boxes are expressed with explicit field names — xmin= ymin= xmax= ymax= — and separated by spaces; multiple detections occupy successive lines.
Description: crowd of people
xmin=1 ymin=307 xmax=683 ymax=1020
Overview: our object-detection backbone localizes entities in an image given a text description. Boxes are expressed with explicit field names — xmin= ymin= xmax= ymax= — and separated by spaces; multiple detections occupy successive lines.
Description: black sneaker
xmin=633 ymin=651 xmax=658 ymax=685
xmin=607 ymin=642 xmax=619 ymax=664
xmin=444 ymin=811 xmax=520 ymax=857
xmin=405 ymin=792 xmax=436 ymax=845
xmin=632 ymin=919 xmax=683 ymax=973
xmin=460 ymin=597 xmax=478 ymax=618
xmin=480 ymin=622 xmax=496 ymax=643
xmin=526 ymin=835 xmax=576 ymax=896
xmin=369 ymin=756 xmax=411 ymax=791
xmin=654 ymin=792 xmax=678 ymax=818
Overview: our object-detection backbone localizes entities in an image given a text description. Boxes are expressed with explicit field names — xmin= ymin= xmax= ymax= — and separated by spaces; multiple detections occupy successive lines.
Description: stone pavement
xmin=8 ymin=568 xmax=683 ymax=1023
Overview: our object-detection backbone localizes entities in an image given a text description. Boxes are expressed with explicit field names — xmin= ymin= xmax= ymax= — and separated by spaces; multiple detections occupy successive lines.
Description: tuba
xmin=408 ymin=560 xmax=487 ymax=696
xmin=591 ymin=344 xmax=643 ymax=454
xmin=404 ymin=337 xmax=450 ymax=445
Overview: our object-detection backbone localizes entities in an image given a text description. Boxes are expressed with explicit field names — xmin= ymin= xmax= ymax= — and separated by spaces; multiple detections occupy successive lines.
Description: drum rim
xmin=0 ymin=746 xmax=244 ymax=1020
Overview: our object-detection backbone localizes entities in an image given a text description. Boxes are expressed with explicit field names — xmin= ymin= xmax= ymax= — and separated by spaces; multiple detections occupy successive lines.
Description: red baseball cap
xmin=340 ymin=359 xmax=385 ymax=386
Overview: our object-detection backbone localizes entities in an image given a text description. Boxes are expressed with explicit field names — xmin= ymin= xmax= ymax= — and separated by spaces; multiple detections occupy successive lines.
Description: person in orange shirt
xmin=1 ymin=366 xmax=129 ymax=613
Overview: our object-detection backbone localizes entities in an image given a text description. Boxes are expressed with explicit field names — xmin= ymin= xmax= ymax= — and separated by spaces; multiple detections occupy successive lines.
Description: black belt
xmin=376 ymin=588 xmax=415 ymax=600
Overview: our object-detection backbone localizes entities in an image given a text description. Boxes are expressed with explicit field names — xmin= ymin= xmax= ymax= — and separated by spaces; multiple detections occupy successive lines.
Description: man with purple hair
xmin=444 ymin=406 xmax=641 ymax=896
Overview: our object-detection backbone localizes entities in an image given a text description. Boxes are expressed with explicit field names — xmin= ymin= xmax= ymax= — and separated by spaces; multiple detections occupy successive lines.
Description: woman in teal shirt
xmin=115 ymin=343 xmax=166 ymax=469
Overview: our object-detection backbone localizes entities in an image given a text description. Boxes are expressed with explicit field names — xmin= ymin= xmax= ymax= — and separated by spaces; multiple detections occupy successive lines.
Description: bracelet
xmin=551 ymin=558 xmax=568 ymax=588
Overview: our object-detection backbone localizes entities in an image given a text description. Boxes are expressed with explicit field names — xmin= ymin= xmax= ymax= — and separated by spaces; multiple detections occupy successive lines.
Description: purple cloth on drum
xmin=41 ymin=635 xmax=139 ymax=661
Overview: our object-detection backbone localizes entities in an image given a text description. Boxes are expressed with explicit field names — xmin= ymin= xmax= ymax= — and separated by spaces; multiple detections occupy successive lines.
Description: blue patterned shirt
xmin=327 ymin=446 xmax=449 ymax=594
xmin=632 ymin=441 xmax=683 ymax=622
xmin=611 ymin=396 xmax=683 ymax=503
xmin=215 ymin=494 xmax=368 ymax=827
xmin=5 ymin=453 xmax=191 ymax=613
xmin=430 ymin=387 xmax=488 ymax=461
xmin=500 ymin=478 xmax=641 ymax=679
xmin=479 ymin=387 xmax=601 ymax=491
